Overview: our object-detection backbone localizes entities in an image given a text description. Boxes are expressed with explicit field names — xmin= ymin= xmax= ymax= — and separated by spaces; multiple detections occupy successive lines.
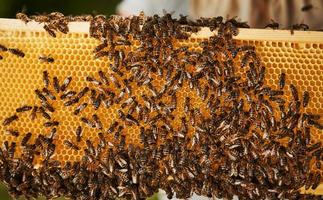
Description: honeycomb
xmin=0 ymin=19 xmax=323 ymax=195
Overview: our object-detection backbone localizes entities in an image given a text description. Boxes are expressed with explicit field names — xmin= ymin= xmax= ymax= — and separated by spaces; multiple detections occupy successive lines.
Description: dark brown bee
xmin=0 ymin=44 xmax=8 ymax=51
xmin=64 ymin=97 xmax=79 ymax=107
xmin=42 ymin=71 xmax=50 ymax=87
xmin=94 ymin=51 xmax=109 ymax=59
xmin=289 ymin=84 xmax=299 ymax=101
xmin=92 ymin=114 xmax=103 ymax=129
xmin=43 ymin=24 xmax=56 ymax=38
xmin=98 ymin=70 xmax=109 ymax=85
xmin=8 ymin=48 xmax=25 ymax=57
xmin=75 ymin=126 xmax=83 ymax=142
xmin=43 ymin=121 xmax=59 ymax=127
xmin=73 ymin=103 xmax=88 ymax=115
xmin=42 ymin=88 xmax=56 ymax=100
xmin=35 ymin=89 xmax=47 ymax=102
xmin=2 ymin=114 xmax=18 ymax=126
xmin=76 ymin=86 xmax=90 ymax=100
xmin=16 ymin=105 xmax=32 ymax=113
xmin=21 ymin=132 xmax=32 ymax=146
xmin=311 ymin=173 xmax=321 ymax=190
xmin=278 ymin=72 xmax=286 ymax=89
xmin=108 ymin=121 xmax=119 ymax=133
xmin=42 ymin=101 xmax=55 ymax=112
xmin=86 ymin=76 xmax=101 ymax=85
xmin=60 ymin=76 xmax=72 ymax=91
xmin=301 ymin=4 xmax=313 ymax=12
xmin=5 ymin=129 xmax=19 ymax=137
xmin=63 ymin=140 xmax=80 ymax=151
xmin=39 ymin=107 xmax=51 ymax=120
xmin=39 ymin=55 xmax=54 ymax=63
xmin=8 ymin=142 xmax=16 ymax=158
xmin=30 ymin=106 xmax=38 ymax=120
xmin=109 ymin=75 xmax=121 ymax=89
xmin=302 ymin=91 xmax=310 ymax=108
xmin=264 ymin=19 xmax=279 ymax=29
xmin=53 ymin=77 xmax=60 ymax=93
xmin=81 ymin=117 xmax=95 ymax=128
xmin=60 ymin=90 xmax=76 ymax=100
xmin=290 ymin=23 xmax=309 ymax=35
xmin=93 ymin=41 xmax=108 ymax=53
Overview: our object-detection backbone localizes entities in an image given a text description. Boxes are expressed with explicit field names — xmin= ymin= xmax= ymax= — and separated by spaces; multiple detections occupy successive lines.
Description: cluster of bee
xmin=0 ymin=12 xmax=322 ymax=200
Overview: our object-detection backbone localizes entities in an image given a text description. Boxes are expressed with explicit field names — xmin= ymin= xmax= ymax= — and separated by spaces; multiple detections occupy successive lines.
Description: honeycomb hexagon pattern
xmin=0 ymin=19 xmax=322 ymax=194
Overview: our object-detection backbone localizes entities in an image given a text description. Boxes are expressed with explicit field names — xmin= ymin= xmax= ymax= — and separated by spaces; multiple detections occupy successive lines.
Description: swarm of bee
xmin=0 ymin=11 xmax=322 ymax=200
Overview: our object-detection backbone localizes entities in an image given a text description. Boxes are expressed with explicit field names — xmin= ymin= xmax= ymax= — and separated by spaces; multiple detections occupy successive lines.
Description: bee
xmin=108 ymin=121 xmax=119 ymax=133
xmin=29 ymin=106 xmax=38 ymax=120
xmin=2 ymin=114 xmax=18 ymax=126
xmin=0 ymin=44 xmax=8 ymax=51
xmin=86 ymin=76 xmax=101 ymax=85
xmin=43 ymin=24 xmax=56 ymax=38
xmin=51 ymin=77 xmax=61 ymax=94
xmin=290 ymin=23 xmax=309 ymax=35
xmin=34 ymin=89 xmax=47 ymax=102
xmin=278 ymin=72 xmax=286 ymax=89
xmin=94 ymin=51 xmax=109 ymax=59
xmin=60 ymin=76 xmax=72 ymax=91
xmin=73 ymin=103 xmax=88 ymax=115
xmin=16 ymin=105 xmax=32 ymax=113
xmin=76 ymin=86 xmax=90 ymax=100
xmin=39 ymin=107 xmax=51 ymax=120
xmin=125 ymin=114 xmax=139 ymax=126
xmin=64 ymin=97 xmax=79 ymax=107
xmin=41 ymin=101 xmax=55 ymax=112
xmin=302 ymin=91 xmax=310 ymax=108
xmin=42 ymin=88 xmax=56 ymax=100
xmin=93 ymin=41 xmax=108 ymax=53
xmin=75 ymin=126 xmax=82 ymax=142
xmin=311 ymin=173 xmax=321 ymax=190
xmin=21 ymin=132 xmax=32 ymax=146
xmin=5 ymin=129 xmax=19 ymax=137
xmin=39 ymin=55 xmax=54 ymax=63
xmin=8 ymin=142 xmax=16 ymax=158
xmin=16 ymin=12 xmax=31 ymax=24
xmin=264 ymin=19 xmax=279 ymax=29
xmin=60 ymin=90 xmax=76 ymax=100
xmin=301 ymin=4 xmax=313 ymax=12
xmin=81 ymin=117 xmax=95 ymax=128
xmin=92 ymin=114 xmax=103 ymax=129
xmin=43 ymin=121 xmax=59 ymax=127
xmin=98 ymin=70 xmax=109 ymax=85
xmin=109 ymin=64 xmax=124 ymax=76
xmin=8 ymin=48 xmax=25 ymax=57
xmin=109 ymin=75 xmax=121 ymax=89
xmin=63 ymin=140 xmax=80 ymax=151
xmin=289 ymin=84 xmax=298 ymax=101
xmin=42 ymin=70 xmax=50 ymax=87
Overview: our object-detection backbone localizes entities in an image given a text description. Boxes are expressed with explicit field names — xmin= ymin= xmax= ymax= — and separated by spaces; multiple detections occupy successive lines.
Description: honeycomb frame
xmin=0 ymin=19 xmax=322 ymax=195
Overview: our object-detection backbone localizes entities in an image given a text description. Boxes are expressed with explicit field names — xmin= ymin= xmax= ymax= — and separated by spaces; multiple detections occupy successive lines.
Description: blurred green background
xmin=0 ymin=2 xmax=159 ymax=200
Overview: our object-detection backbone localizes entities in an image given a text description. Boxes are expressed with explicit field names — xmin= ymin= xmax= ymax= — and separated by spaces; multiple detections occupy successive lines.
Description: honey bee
xmin=43 ymin=24 xmax=56 ymax=38
xmin=21 ymin=132 xmax=32 ymax=146
xmin=60 ymin=90 xmax=76 ymax=100
xmin=311 ymin=173 xmax=321 ymax=190
xmin=108 ymin=121 xmax=119 ymax=133
xmin=75 ymin=126 xmax=82 ymax=142
xmin=98 ymin=70 xmax=109 ymax=85
xmin=73 ymin=103 xmax=88 ymax=115
xmin=94 ymin=51 xmax=109 ymax=59
xmin=92 ymin=114 xmax=103 ymax=129
xmin=5 ymin=129 xmax=19 ymax=137
xmin=109 ymin=75 xmax=121 ymax=89
xmin=301 ymin=4 xmax=313 ymax=12
xmin=290 ymin=23 xmax=309 ymax=35
xmin=16 ymin=105 xmax=32 ymax=113
xmin=53 ymin=77 xmax=60 ymax=93
xmin=41 ymin=101 xmax=55 ymax=112
xmin=0 ymin=44 xmax=8 ymax=51
xmin=8 ymin=48 xmax=25 ymax=57
xmin=264 ymin=19 xmax=279 ymax=29
xmin=93 ymin=41 xmax=108 ymax=53
xmin=60 ymin=76 xmax=72 ymax=91
xmin=2 ymin=114 xmax=18 ymax=126
xmin=302 ymin=91 xmax=310 ymax=108
xmin=81 ymin=117 xmax=95 ymax=128
xmin=86 ymin=76 xmax=101 ymax=85
xmin=289 ymin=84 xmax=299 ymax=101
xmin=29 ymin=106 xmax=38 ymax=120
xmin=16 ymin=12 xmax=31 ymax=24
xmin=43 ymin=121 xmax=59 ymax=127
xmin=64 ymin=97 xmax=79 ymax=107
xmin=63 ymin=140 xmax=80 ymax=151
xmin=76 ymin=86 xmax=90 ymax=100
xmin=278 ymin=72 xmax=286 ymax=90
xmin=39 ymin=106 xmax=51 ymax=120
xmin=39 ymin=55 xmax=54 ymax=63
